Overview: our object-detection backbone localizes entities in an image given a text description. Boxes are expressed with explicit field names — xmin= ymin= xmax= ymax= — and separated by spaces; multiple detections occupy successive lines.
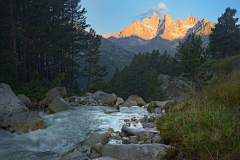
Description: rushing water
xmin=0 ymin=106 xmax=158 ymax=160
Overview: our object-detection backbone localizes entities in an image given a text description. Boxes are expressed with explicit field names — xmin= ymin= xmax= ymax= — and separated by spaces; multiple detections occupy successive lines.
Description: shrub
xmin=157 ymin=71 xmax=240 ymax=159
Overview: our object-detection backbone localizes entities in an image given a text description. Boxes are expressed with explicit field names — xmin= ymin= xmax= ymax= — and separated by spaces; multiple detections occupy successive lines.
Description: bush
xmin=157 ymin=71 xmax=240 ymax=159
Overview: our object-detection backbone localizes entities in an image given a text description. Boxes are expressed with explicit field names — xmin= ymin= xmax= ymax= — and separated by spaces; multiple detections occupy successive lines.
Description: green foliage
xmin=63 ymin=92 xmax=80 ymax=98
xmin=157 ymin=71 xmax=240 ymax=159
xmin=50 ymin=73 xmax=65 ymax=88
xmin=209 ymin=7 xmax=240 ymax=58
xmin=175 ymin=33 xmax=208 ymax=85
xmin=13 ymin=79 xmax=48 ymax=101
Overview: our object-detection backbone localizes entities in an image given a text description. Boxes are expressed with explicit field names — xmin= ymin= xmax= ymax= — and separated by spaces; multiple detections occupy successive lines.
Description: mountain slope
xmin=102 ymin=13 xmax=215 ymax=56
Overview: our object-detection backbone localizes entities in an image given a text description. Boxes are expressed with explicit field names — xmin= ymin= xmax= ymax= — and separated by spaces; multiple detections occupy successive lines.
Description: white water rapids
xmin=0 ymin=106 xmax=158 ymax=160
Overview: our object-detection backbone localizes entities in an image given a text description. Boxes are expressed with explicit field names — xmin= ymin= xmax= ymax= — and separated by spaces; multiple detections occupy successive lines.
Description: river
xmin=0 ymin=106 xmax=157 ymax=160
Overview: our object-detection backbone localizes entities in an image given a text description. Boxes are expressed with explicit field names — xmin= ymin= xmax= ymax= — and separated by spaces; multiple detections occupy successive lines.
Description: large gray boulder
xmin=122 ymin=101 xmax=137 ymax=107
xmin=38 ymin=87 xmax=67 ymax=109
xmin=0 ymin=83 xmax=28 ymax=113
xmin=101 ymin=93 xmax=117 ymax=106
xmin=0 ymin=112 xmax=47 ymax=133
xmin=81 ymin=131 xmax=109 ymax=146
xmin=100 ymin=144 xmax=177 ymax=160
xmin=116 ymin=97 xmax=124 ymax=106
xmin=158 ymin=74 xmax=193 ymax=99
xmin=126 ymin=95 xmax=146 ymax=106
xmin=122 ymin=126 xmax=143 ymax=136
xmin=46 ymin=97 xmax=75 ymax=114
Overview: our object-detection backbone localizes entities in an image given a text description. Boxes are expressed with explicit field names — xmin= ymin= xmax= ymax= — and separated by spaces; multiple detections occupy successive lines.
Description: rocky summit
xmin=103 ymin=12 xmax=215 ymax=41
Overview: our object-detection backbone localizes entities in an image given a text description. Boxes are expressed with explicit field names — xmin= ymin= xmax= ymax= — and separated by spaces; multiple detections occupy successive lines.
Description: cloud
xmin=152 ymin=2 xmax=168 ymax=15
xmin=140 ymin=10 xmax=149 ymax=16
xmin=177 ymin=0 xmax=184 ymax=8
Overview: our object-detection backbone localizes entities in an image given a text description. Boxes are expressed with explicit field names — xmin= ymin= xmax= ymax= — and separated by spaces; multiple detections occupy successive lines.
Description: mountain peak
xmin=184 ymin=15 xmax=198 ymax=26
xmin=150 ymin=12 xmax=158 ymax=19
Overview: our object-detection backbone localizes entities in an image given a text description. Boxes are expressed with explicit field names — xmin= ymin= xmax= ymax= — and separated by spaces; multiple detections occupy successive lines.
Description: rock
xmin=119 ymin=132 xmax=126 ymax=137
xmin=91 ymin=143 xmax=103 ymax=153
xmin=86 ymin=97 xmax=95 ymax=104
xmin=64 ymin=98 xmax=69 ymax=103
xmin=60 ymin=147 xmax=89 ymax=160
xmin=158 ymin=74 xmax=193 ymax=99
xmin=2 ymin=112 xmax=47 ymax=133
xmin=128 ymin=136 xmax=138 ymax=144
xmin=78 ymin=97 xmax=87 ymax=104
xmin=122 ymin=101 xmax=137 ymax=107
xmin=17 ymin=94 xmax=32 ymax=107
xmin=101 ymin=93 xmax=117 ymax=106
xmin=116 ymin=97 xmax=124 ymax=106
xmin=38 ymin=87 xmax=67 ymax=109
xmin=142 ymin=123 xmax=155 ymax=128
xmin=31 ymin=99 xmax=39 ymax=109
xmin=137 ymin=130 xmax=156 ymax=141
xmin=104 ymin=110 xmax=120 ymax=114
xmin=151 ymin=134 xmax=164 ymax=144
xmin=126 ymin=95 xmax=146 ymax=106
xmin=148 ymin=116 xmax=156 ymax=122
xmin=141 ymin=115 xmax=148 ymax=123
xmin=0 ymin=83 xmax=28 ymax=113
xmin=89 ymin=152 xmax=100 ymax=159
xmin=122 ymin=137 xmax=129 ymax=144
xmin=100 ymin=144 xmax=177 ymax=160
xmin=47 ymin=97 xmax=75 ymax=114
xmin=81 ymin=131 xmax=109 ymax=146
xmin=131 ymin=117 xmax=136 ymax=121
xmin=121 ymin=126 xmax=143 ymax=136
xmin=92 ymin=91 xmax=108 ymax=100
xmin=155 ymin=108 xmax=162 ymax=114
xmin=124 ymin=119 xmax=130 ymax=122
xmin=147 ymin=101 xmax=171 ymax=113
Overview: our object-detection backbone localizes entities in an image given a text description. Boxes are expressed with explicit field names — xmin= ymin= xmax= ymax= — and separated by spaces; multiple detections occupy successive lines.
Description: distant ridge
xmin=103 ymin=12 xmax=215 ymax=41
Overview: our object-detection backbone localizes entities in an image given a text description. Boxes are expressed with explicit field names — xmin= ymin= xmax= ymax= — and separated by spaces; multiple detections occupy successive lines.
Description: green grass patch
xmin=157 ymin=71 xmax=240 ymax=159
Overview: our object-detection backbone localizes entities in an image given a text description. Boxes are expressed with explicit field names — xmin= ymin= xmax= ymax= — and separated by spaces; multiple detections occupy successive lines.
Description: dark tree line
xmin=89 ymin=50 xmax=180 ymax=102
xmin=0 ymin=0 xmax=107 ymax=95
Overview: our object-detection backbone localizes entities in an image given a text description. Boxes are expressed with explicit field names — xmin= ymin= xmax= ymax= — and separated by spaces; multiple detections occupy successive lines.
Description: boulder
xmin=128 ymin=136 xmax=138 ymax=144
xmin=38 ymin=87 xmax=67 ymax=109
xmin=1 ymin=112 xmax=47 ymax=133
xmin=158 ymin=74 xmax=193 ymax=99
xmin=126 ymin=95 xmax=146 ymax=106
xmin=81 ymin=131 xmax=109 ymax=146
xmin=116 ymin=97 xmax=124 ymax=106
xmin=147 ymin=100 xmax=173 ymax=113
xmin=91 ymin=143 xmax=103 ymax=153
xmin=92 ymin=91 xmax=107 ymax=100
xmin=122 ymin=101 xmax=137 ymax=107
xmin=60 ymin=147 xmax=89 ymax=160
xmin=142 ymin=123 xmax=155 ymax=128
xmin=0 ymin=83 xmax=28 ymax=113
xmin=121 ymin=126 xmax=143 ymax=136
xmin=151 ymin=134 xmax=164 ymax=144
xmin=47 ymin=97 xmax=75 ymax=114
xmin=17 ymin=94 xmax=32 ymax=107
xmin=100 ymin=144 xmax=177 ymax=160
xmin=137 ymin=130 xmax=156 ymax=141
xmin=101 ymin=93 xmax=117 ymax=106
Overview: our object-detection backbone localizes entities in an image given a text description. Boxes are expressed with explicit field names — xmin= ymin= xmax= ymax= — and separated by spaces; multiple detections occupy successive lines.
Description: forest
xmin=1 ymin=0 xmax=240 ymax=103
xmin=0 ymin=0 xmax=107 ymax=100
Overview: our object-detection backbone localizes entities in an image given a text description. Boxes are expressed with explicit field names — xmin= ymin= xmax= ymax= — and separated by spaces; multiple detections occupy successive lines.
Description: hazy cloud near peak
xmin=152 ymin=2 xmax=168 ymax=15
xmin=140 ymin=10 xmax=149 ymax=16
xmin=177 ymin=0 xmax=184 ymax=8
xmin=136 ymin=2 xmax=168 ymax=19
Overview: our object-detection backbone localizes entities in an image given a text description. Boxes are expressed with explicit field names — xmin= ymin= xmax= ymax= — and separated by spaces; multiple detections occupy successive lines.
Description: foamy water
xmin=0 ymin=106 xmax=157 ymax=160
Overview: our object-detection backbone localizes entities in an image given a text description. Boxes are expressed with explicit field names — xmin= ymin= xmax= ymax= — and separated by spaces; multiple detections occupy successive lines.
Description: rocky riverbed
xmin=0 ymin=84 xmax=186 ymax=160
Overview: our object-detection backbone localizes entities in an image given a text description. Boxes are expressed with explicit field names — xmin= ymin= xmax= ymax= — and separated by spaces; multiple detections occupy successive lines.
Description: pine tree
xmin=83 ymin=28 xmax=108 ymax=92
xmin=209 ymin=7 xmax=240 ymax=58
xmin=175 ymin=33 xmax=207 ymax=84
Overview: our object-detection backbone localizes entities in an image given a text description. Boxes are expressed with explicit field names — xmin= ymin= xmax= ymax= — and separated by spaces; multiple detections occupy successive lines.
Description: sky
xmin=81 ymin=0 xmax=240 ymax=36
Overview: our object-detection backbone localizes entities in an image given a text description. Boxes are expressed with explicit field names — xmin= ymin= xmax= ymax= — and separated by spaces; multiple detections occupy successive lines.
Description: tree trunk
xmin=86 ymin=41 xmax=92 ymax=93
xmin=23 ymin=0 xmax=28 ymax=82
xmin=46 ymin=54 xmax=49 ymax=88
xmin=11 ymin=0 xmax=18 ymax=82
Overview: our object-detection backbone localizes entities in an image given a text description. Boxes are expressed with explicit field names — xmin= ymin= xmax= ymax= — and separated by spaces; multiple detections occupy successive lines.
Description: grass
xmin=157 ymin=70 xmax=240 ymax=160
